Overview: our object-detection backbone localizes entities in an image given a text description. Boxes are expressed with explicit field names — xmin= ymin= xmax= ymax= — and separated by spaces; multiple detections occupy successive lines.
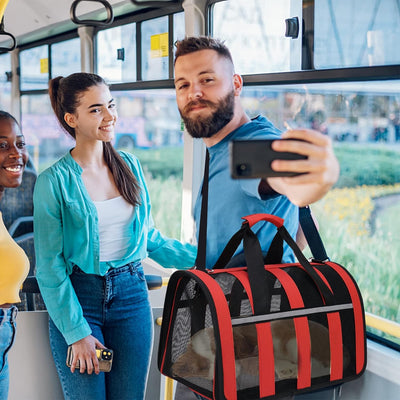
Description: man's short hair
xmin=174 ymin=36 xmax=234 ymax=65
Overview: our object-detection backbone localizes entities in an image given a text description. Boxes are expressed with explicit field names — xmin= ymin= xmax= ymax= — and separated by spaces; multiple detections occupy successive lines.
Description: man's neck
xmin=203 ymin=110 xmax=250 ymax=148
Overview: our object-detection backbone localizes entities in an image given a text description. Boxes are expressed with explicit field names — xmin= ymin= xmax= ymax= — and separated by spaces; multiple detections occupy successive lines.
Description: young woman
xmin=0 ymin=111 xmax=30 ymax=398
xmin=33 ymin=73 xmax=196 ymax=400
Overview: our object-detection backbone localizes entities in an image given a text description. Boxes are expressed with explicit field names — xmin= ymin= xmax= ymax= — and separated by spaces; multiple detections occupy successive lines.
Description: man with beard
xmin=173 ymin=37 xmax=340 ymax=400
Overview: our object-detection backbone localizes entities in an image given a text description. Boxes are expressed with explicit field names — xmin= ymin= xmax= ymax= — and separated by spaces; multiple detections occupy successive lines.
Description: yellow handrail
xmin=365 ymin=312 xmax=400 ymax=339
xmin=164 ymin=377 xmax=174 ymax=400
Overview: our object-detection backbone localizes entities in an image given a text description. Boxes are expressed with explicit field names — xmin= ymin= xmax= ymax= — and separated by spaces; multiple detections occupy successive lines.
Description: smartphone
xmin=229 ymin=139 xmax=307 ymax=179
xmin=66 ymin=346 xmax=114 ymax=372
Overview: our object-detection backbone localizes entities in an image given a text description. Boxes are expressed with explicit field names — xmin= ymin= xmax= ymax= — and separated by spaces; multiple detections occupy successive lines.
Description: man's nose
xmin=188 ymin=84 xmax=203 ymax=101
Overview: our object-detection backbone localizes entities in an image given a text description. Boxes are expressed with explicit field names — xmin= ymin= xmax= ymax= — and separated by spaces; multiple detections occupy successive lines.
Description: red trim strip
xmin=314 ymin=268 xmax=344 ymax=380
xmin=191 ymin=270 xmax=237 ymax=400
xmin=326 ymin=262 xmax=366 ymax=373
xmin=327 ymin=312 xmax=343 ymax=380
xmin=227 ymin=270 xmax=275 ymax=397
xmin=257 ymin=322 xmax=275 ymax=396
xmin=160 ymin=276 xmax=184 ymax=373
xmin=269 ymin=269 xmax=311 ymax=389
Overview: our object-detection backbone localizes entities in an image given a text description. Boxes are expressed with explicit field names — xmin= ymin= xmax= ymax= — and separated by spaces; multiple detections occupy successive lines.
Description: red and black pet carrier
xmin=158 ymin=213 xmax=366 ymax=400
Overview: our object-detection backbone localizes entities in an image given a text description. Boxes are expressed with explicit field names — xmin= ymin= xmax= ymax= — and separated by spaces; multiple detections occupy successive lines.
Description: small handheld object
xmin=230 ymin=139 xmax=307 ymax=179
xmin=66 ymin=346 xmax=113 ymax=372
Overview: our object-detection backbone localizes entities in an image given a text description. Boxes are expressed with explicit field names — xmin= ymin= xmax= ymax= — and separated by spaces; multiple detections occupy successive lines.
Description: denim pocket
xmin=134 ymin=265 xmax=146 ymax=282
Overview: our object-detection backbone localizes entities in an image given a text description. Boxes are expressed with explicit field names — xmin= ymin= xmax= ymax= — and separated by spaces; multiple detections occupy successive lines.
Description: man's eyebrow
xmin=174 ymin=70 xmax=215 ymax=85
xmin=174 ymin=77 xmax=185 ymax=85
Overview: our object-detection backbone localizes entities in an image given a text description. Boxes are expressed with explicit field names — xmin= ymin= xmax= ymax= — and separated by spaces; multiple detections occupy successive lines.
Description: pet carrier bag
xmin=158 ymin=213 xmax=366 ymax=400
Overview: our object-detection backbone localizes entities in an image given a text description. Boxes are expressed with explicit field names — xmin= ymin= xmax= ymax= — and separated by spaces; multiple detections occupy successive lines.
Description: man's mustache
xmin=183 ymin=99 xmax=216 ymax=114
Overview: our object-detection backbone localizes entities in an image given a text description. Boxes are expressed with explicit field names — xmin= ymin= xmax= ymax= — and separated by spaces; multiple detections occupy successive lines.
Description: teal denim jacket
xmin=33 ymin=150 xmax=196 ymax=344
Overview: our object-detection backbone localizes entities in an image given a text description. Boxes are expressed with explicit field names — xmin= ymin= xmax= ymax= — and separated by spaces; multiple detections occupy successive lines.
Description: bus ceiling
xmin=0 ymin=0 xmax=177 ymax=48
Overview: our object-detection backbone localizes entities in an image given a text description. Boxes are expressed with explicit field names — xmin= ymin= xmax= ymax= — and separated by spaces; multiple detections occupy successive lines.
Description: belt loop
xmin=11 ymin=306 xmax=18 ymax=323
xmin=0 ymin=308 xmax=6 ymax=327
xmin=129 ymin=262 xmax=135 ymax=275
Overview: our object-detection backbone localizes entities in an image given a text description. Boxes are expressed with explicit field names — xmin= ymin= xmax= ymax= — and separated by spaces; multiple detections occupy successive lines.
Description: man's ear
xmin=64 ymin=113 xmax=76 ymax=128
xmin=233 ymin=74 xmax=243 ymax=96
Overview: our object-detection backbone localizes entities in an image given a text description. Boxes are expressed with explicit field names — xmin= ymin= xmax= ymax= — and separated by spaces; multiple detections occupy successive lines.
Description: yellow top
xmin=0 ymin=0 xmax=10 ymax=22
xmin=0 ymin=212 xmax=30 ymax=304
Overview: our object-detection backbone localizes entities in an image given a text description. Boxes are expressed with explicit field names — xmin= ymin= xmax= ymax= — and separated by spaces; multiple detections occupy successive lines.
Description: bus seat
xmin=15 ymin=231 xmax=46 ymax=311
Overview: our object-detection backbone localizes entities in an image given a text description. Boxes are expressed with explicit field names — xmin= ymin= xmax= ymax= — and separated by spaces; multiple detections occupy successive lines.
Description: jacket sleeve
xmin=33 ymin=172 xmax=91 ymax=345
xmin=146 ymin=214 xmax=197 ymax=269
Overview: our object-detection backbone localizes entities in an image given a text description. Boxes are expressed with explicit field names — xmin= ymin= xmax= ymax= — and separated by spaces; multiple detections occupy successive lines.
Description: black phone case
xmin=230 ymin=139 xmax=307 ymax=179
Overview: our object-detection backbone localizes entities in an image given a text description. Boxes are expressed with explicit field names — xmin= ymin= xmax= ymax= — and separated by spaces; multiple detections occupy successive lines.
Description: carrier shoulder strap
xmin=299 ymin=205 xmax=329 ymax=262
xmin=195 ymin=149 xmax=209 ymax=270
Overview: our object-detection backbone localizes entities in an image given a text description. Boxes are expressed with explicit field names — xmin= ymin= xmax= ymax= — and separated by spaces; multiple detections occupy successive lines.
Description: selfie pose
xmin=173 ymin=36 xmax=340 ymax=400
xmin=0 ymin=111 xmax=30 ymax=399
xmin=33 ymin=73 xmax=196 ymax=400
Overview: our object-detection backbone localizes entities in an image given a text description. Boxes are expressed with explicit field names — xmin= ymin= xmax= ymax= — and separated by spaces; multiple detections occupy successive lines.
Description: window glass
xmin=21 ymin=94 xmax=74 ymax=172
xmin=212 ymin=0 xmax=302 ymax=74
xmin=173 ymin=11 xmax=185 ymax=49
xmin=51 ymin=38 xmax=81 ymax=77
xmin=141 ymin=16 xmax=169 ymax=80
xmin=111 ymin=89 xmax=183 ymax=238
xmin=20 ymin=45 xmax=49 ymax=91
xmin=315 ymin=0 xmax=400 ymax=68
xmin=0 ymin=53 xmax=11 ymax=110
xmin=242 ymin=80 xmax=400 ymax=344
xmin=97 ymin=23 xmax=136 ymax=83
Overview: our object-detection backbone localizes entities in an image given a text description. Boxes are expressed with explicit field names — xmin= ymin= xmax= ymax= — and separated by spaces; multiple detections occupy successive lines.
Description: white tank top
xmin=93 ymin=196 xmax=134 ymax=262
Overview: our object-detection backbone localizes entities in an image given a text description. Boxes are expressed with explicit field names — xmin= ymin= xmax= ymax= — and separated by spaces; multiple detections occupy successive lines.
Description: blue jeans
xmin=49 ymin=262 xmax=153 ymax=400
xmin=0 ymin=306 xmax=17 ymax=400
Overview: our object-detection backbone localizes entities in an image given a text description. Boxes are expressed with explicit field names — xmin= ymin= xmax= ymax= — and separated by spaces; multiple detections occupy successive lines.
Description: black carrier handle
xmin=213 ymin=213 xmax=335 ymax=315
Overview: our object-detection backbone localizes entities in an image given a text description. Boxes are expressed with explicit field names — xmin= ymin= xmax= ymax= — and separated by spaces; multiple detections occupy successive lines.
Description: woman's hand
xmin=69 ymin=335 xmax=106 ymax=375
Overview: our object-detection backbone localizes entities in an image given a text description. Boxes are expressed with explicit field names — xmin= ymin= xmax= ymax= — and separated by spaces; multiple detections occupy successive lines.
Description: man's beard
xmin=179 ymin=90 xmax=235 ymax=139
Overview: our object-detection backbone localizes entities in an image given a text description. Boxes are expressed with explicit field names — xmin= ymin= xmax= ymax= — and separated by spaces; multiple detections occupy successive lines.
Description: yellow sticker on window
xmin=150 ymin=33 xmax=169 ymax=58
xmin=40 ymin=58 xmax=49 ymax=74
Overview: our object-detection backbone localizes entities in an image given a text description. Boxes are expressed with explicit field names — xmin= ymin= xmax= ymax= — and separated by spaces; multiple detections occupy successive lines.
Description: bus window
xmin=0 ymin=53 xmax=11 ymax=110
xmin=20 ymin=45 xmax=49 ymax=91
xmin=241 ymin=80 xmax=400 ymax=345
xmin=97 ymin=23 xmax=137 ymax=83
xmin=21 ymin=94 xmax=74 ymax=172
xmin=173 ymin=12 xmax=185 ymax=50
xmin=141 ymin=16 xmax=169 ymax=81
xmin=314 ymin=0 xmax=400 ymax=69
xmin=51 ymin=38 xmax=81 ymax=77
xmin=211 ymin=0 xmax=302 ymax=74
xmin=111 ymin=88 xmax=183 ymax=239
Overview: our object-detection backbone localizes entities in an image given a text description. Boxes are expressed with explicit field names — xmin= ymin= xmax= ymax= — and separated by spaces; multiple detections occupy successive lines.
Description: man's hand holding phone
xmin=230 ymin=128 xmax=340 ymax=206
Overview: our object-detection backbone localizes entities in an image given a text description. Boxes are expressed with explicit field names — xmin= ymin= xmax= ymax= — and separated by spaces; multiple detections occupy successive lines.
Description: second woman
xmin=33 ymin=72 xmax=196 ymax=400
